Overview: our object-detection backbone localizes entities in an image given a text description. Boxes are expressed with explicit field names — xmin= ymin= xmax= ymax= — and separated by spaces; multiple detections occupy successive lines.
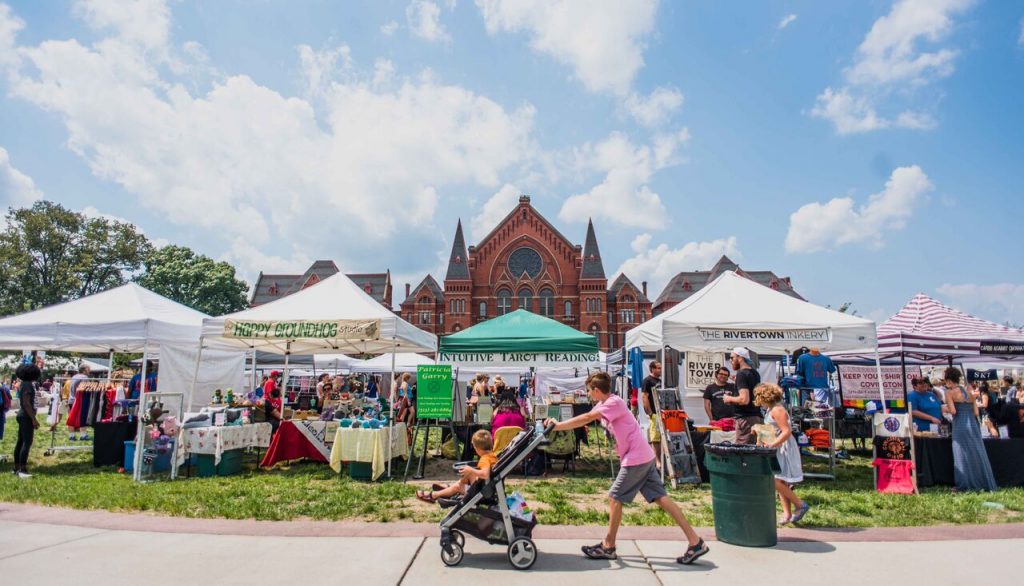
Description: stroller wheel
xmin=450 ymin=530 xmax=465 ymax=549
xmin=441 ymin=542 xmax=464 ymax=567
xmin=507 ymin=537 xmax=537 ymax=570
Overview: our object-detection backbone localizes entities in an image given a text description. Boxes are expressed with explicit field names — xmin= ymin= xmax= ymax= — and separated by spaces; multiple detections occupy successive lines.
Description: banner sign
xmin=697 ymin=328 xmax=831 ymax=343
xmin=967 ymin=369 xmax=998 ymax=382
xmin=224 ymin=319 xmax=380 ymax=340
xmin=980 ymin=340 xmax=1024 ymax=355
xmin=684 ymin=352 xmax=726 ymax=390
xmin=838 ymin=365 xmax=918 ymax=402
xmin=416 ymin=364 xmax=453 ymax=419
xmin=437 ymin=351 xmax=601 ymax=368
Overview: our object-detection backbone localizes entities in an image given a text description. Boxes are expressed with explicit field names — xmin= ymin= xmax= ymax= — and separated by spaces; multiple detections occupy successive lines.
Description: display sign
xmin=416 ymin=364 xmax=453 ymax=420
xmin=224 ymin=319 xmax=380 ymax=340
xmin=437 ymin=351 xmax=601 ymax=368
xmin=697 ymin=328 xmax=831 ymax=343
xmin=980 ymin=340 xmax=1024 ymax=355
xmin=967 ymin=368 xmax=998 ymax=382
xmin=74 ymin=380 xmax=107 ymax=393
xmin=684 ymin=352 xmax=726 ymax=390
xmin=838 ymin=365 xmax=918 ymax=402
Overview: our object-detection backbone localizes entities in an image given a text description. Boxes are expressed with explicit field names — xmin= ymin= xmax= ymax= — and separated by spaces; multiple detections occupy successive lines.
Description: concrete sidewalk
xmin=0 ymin=516 xmax=1020 ymax=585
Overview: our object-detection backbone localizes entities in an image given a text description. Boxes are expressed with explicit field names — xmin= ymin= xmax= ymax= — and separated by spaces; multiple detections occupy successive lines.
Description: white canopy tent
xmin=0 ymin=283 xmax=214 ymax=480
xmin=197 ymin=272 xmax=437 ymax=476
xmin=625 ymin=271 xmax=885 ymax=405
xmin=350 ymin=352 xmax=436 ymax=374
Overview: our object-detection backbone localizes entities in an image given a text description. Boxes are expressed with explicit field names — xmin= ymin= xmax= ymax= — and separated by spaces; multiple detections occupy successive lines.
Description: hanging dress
xmin=950 ymin=387 xmax=997 ymax=492
xmin=766 ymin=405 xmax=803 ymax=484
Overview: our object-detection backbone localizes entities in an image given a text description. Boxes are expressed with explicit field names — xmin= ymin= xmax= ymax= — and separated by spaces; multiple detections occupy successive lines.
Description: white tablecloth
xmin=329 ymin=424 xmax=408 ymax=480
xmin=177 ymin=423 xmax=272 ymax=465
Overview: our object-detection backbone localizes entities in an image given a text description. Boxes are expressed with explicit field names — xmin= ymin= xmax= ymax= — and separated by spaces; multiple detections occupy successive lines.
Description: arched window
xmin=479 ymin=301 xmax=487 ymax=317
xmin=420 ymin=296 xmax=431 ymax=305
xmin=438 ymin=313 xmax=444 ymax=325
xmin=564 ymin=300 xmax=573 ymax=316
xmin=518 ymin=288 xmax=532 ymax=312
xmin=497 ymin=289 xmax=512 ymax=316
xmin=539 ymin=288 xmax=554 ymax=317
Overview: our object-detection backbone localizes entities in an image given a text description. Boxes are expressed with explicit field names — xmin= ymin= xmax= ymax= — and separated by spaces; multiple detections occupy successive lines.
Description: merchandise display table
xmin=329 ymin=423 xmax=409 ymax=481
xmin=177 ymin=423 xmax=272 ymax=466
xmin=260 ymin=420 xmax=336 ymax=467
xmin=914 ymin=436 xmax=1024 ymax=488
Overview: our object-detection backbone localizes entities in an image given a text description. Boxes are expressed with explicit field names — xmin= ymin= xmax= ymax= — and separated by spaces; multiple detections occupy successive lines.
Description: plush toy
xmin=161 ymin=416 xmax=180 ymax=437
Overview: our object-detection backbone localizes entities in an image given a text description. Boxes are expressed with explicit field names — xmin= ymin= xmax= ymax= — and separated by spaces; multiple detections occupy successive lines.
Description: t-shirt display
xmin=907 ymin=390 xmax=944 ymax=432
xmin=702 ymin=382 xmax=736 ymax=420
xmin=732 ymin=368 xmax=762 ymax=418
xmin=796 ymin=352 xmax=835 ymax=388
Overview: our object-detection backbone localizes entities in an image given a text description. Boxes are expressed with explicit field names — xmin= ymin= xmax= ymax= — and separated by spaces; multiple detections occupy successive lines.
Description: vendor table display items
xmin=913 ymin=436 xmax=1024 ymax=488
xmin=329 ymin=423 xmax=409 ymax=481
xmin=260 ymin=420 xmax=334 ymax=467
xmin=176 ymin=422 xmax=272 ymax=467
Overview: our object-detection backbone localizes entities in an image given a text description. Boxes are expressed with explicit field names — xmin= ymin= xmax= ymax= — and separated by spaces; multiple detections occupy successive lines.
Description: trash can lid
xmin=705 ymin=443 xmax=777 ymax=457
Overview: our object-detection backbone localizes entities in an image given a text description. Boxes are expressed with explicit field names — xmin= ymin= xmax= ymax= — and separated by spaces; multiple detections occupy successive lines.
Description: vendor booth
xmin=625 ymin=271 xmax=881 ymax=485
xmin=351 ymin=352 xmax=436 ymax=374
xmin=197 ymin=272 xmax=436 ymax=477
xmin=0 ymin=283 xmax=222 ymax=480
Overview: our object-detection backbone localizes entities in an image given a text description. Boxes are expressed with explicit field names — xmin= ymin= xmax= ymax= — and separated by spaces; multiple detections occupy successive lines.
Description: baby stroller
xmin=437 ymin=422 xmax=555 ymax=570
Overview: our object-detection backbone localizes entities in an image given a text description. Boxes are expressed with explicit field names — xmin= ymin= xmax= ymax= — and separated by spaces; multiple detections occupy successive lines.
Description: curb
xmin=2 ymin=502 xmax=1023 ymax=542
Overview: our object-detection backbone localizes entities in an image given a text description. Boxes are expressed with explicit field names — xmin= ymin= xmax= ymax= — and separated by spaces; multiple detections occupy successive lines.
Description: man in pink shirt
xmin=547 ymin=372 xmax=709 ymax=565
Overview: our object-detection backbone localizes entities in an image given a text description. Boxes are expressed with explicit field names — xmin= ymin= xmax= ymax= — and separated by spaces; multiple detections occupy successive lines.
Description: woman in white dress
xmin=755 ymin=383 xmax=810 ymax=525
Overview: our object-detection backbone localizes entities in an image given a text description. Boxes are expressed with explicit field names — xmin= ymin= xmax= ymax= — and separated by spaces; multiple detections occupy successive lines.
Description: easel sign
xmin=416 ymin=364 xmax=454 ymax=420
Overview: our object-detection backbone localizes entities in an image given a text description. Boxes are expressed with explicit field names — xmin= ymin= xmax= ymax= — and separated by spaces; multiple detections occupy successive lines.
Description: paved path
xmin=1 ymin=504 xmax=1022 ymax=585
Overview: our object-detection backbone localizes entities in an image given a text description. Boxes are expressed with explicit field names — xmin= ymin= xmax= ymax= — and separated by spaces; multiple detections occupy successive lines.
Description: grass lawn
xmin=2 ymin=415 xmax=1022 ymax=527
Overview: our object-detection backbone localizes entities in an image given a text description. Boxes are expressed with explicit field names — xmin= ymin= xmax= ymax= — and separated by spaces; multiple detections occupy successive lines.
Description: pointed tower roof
xmin=446 ymin=219 xmax=471 ymax=281
xmin=580 ymin=219 xmax=606 ymax=279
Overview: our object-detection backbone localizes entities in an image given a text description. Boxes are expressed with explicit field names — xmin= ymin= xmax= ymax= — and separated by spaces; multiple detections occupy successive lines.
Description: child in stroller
xmin=417 ymin=429 xmax=497 ymax=503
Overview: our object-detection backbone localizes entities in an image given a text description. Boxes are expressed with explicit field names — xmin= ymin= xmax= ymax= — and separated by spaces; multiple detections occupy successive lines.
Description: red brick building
xmin=399 ymin=195 xmax=652 ymax=351
xmin=250 ymin=260 xmax=393 ymax=308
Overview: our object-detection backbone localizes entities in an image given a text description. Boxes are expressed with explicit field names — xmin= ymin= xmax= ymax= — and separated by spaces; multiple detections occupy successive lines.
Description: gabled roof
xmin=404 ymin=274 xmax=443 ymax=305
xmin=473 ymin=195 xmax=577 ymax=254
xmin=347 ymin=271 xmax=392 ymax=306
xmin=285 ymin=260 xmax=341 ymax=295
xmin=250 ymin=261 xmax=392 ymax=307
xmin=445 ymin=220 xmax=471 ymax=281
xmin=653 ymin=255 xmax=803 ymax=310
xmin=250 ymin=273 xmax=300 ymax=306
xmin=607 ymin=274 xmax=649 ymax=303
xmin=580 ymin=219 xmax=606 ymax=280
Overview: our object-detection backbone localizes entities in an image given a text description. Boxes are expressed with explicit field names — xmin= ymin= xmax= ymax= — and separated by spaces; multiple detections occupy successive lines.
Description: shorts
xmin=609 ymin=459 xmax=667 ymax=504
xmin=734 ymin=415 xmax=763 ymax=445
xmin=648 ymin=414 xmax=661 ymax=443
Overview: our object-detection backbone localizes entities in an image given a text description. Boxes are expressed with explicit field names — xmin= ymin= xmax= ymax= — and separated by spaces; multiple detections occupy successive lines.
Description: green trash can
xmin=704 ymin=444 xmax=780 ymax=547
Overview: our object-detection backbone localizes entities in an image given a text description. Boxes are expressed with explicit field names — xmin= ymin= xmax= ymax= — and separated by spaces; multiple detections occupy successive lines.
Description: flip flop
xmin=415 ymin=490 xmax=436 ymax=503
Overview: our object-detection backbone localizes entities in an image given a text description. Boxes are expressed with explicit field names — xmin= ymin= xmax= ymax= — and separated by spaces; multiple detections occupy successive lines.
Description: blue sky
xmin=1 ymin=0 xmax=1022 ymax=324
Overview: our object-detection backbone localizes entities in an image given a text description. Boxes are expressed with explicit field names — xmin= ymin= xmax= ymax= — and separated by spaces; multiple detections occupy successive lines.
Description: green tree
xmin=0 ymin=201 xmax=151 ymax=315
xmin=136 ymin=245 xmax=249 ymax=316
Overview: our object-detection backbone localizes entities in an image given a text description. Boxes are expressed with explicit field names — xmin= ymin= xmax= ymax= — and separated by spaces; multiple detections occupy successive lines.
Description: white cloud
xmin=778 ymin=14 xmax=797 ymax=30
xmin=298 ymin=44 xmax=353 ymax=97
xmin=2 ymin=1 xmax=537 ymax=274
xmin=0 ymin=146 xmax=43 ymax=205
xmin=812 ymin=0 xmax=973 ymax=134
xmin=470 ymin=183 xmax=520 ymax=241
xmin=407 ymin=1 xmax=452 ymax=44
xmin=380 ymin=20 xmax=399 ymax=36
xmin=475 ymin=0 xmax=659 ymax=95
xmin=616 ymin=235 xmax=741 ymax=298
xmin=936 ymin=283 xmax=1024 ymax=325
xmin=785 ymin=165 xmax=932 ymax=253
xmin=0 ymin=2 xmax=24 ymax=68
xmin=623 ymin=86 xmax=683 ymax=127
xmin=558 ymin=129 xmax=688 ymax=229
xmin=221 ymin=239 xmax=313 ymax=280
xmin=847 ymin=0 xmax=972 ymax=86
xmin=72 ymin=0 xmax=171 ymax=51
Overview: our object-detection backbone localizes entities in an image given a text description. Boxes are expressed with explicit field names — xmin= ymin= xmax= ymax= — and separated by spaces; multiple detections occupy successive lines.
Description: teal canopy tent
xmin=438 ymin=310 xmax=600 ymax=368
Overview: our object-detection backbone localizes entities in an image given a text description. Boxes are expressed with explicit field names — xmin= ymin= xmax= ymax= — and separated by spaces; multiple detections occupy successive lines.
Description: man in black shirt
xmin=703 ymin=366 xmax=736 ymax=422
xmin=641 ymin=361 xmax=662 ymax=462
xmin=723 ymin=347 xmax=763 ymax=444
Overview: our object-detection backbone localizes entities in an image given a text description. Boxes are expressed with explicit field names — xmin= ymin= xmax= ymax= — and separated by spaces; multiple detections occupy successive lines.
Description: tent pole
xmin=186 ymin=337 xmax=205 ymax=413
xmin=388 ymin=339 xmax=397 ymax=479
xmin=900 ymin=352 xmax=908 ymax=406
xmin=133 ymin=345 xmax=149 ymax=482
xmin=251 ymin=349 xmax=258 ymax=396
xmin=282 ymin=343 xmax=292 ymax=414
xmin=873 ymin=348 xmax=887 ymax=414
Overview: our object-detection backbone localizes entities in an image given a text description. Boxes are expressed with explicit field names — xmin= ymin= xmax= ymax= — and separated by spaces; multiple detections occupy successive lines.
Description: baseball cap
xmin=270 ymin=370 xmax=280 ymax=377
xmin=731 ymin=347 xmax=751 ymax=361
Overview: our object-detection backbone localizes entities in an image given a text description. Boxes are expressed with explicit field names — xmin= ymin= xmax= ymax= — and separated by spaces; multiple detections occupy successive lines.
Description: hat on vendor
xmin=270 ymin=370 xmax=280 ymax=378
xmin=730 ymin=347 xmax=751 ymax=361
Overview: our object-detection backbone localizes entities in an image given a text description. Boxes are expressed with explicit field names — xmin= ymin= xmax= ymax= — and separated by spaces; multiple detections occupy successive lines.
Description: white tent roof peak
xmin=625 ymin=271 xmax=877 ymax=353
xmin=202 ymin=271 xmax=436 ymax=355
xmin=0 ymin=282 xmax=209 ymax=352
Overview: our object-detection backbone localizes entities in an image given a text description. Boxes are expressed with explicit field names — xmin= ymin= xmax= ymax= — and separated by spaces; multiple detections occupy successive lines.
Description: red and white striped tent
xmin=876 ymin=294 xmax=1024 ymax=361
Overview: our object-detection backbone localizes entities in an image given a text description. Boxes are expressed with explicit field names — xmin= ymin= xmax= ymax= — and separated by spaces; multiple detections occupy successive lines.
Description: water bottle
xmin=535 ymin=419 xmax=544 ymax=436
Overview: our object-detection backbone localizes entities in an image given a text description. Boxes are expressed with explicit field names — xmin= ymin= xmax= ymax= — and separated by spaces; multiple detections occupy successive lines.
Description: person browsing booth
xmin=546 ymin=372 xmax=709 ymax=565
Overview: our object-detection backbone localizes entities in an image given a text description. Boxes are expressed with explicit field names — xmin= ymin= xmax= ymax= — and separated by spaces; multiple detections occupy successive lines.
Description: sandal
xmin=677 ymin=539 xmax=709 ymax=565
xmin=581 ymin=542 xmax=617 ymax=560
xmin=790 ymin=502 xmax=811 ymax=524
xmin=415 ymin=490 xmax=436 ymax=503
